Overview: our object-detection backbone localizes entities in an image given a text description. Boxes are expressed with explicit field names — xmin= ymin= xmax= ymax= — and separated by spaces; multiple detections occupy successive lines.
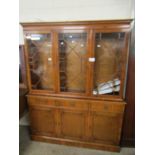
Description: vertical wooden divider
xmin=86 ymin=29 xmax=94 ymax=96
xmin=51 ymin=31 xmax=55 ymax=92
xmin=52 ymin=31 xmax=61 ymax=136
xmin=119 ymin=32 xmax=130 ymax=99
xmin=85 ymin=30 xmax=94 ymax=140
xmin=24 ymin=33 xmax=32 ymax=92
xmin=54 ymin=108 xmax=61 ymax=137
xmin=53 ymin=31 xmax=60 ymax=93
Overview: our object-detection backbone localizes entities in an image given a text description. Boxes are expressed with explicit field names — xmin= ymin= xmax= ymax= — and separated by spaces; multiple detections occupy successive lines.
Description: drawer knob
xmin=55 ymin=101 xmax=60 ymax=106
xmin=69 ymin=102 xmax=75 ymax=107
xmin=104 ymin=105 xmax=109 ymax=110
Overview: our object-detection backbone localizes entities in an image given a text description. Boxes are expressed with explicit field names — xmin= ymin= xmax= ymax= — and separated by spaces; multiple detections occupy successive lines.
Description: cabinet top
xmin=21 ymin=19 xmax=133 ymax=27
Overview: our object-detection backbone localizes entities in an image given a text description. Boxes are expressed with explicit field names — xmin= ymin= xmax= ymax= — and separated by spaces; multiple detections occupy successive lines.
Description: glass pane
xmin=58 ymin=32 xmax=87 ymax=93
xmin=26 ymin=33 xmax=53 ymax=90
xmin=93 ymin=32 xmax=125 ymax=96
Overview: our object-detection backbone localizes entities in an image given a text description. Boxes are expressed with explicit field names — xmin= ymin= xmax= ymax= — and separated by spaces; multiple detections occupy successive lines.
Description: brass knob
xmin=55 ymin=101 xmax=60 ymax=106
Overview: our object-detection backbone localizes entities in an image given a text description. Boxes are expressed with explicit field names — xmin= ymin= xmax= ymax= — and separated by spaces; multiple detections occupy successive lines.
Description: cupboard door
xmin=59 ymin=109 xmax=87 ymax=140
xmin=58 ymin=31 xmax=88 ymax=94
xmin=91 ymin=112 xmax=123 ymax=145
xmin=92 ymin=32 xmax=126 ymax=96
xmin=25 ymin=33 xmax=54 ymax=91
xmin=29 ymin=106 xmax=56 ymax=136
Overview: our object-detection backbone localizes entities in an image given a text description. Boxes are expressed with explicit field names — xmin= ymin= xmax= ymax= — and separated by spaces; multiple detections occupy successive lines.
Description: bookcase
xmin=22 ymin=20 xmax=132 ymax=152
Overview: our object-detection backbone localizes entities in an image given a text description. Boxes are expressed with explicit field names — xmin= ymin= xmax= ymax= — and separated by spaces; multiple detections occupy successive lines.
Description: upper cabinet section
xmin=22 ymin=20 xmax=132 ymax=99
xmin=25 ymin=33 xmax=54 ymax=91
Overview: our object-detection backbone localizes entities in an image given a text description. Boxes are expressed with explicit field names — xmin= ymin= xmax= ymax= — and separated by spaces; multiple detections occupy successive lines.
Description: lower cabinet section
xmin=28 ymin=95 xmax=125 ymax=152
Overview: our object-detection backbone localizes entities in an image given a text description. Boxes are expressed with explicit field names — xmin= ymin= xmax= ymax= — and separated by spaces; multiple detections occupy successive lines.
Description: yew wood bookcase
xmin=21 ymin=20 xmax=132 ymax=152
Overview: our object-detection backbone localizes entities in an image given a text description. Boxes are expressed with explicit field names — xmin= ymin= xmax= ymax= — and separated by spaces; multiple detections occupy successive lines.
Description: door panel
xmin=25 ymin=33 xmax=54 ymax=91
xmin=60 ymin=110 xmax=86 ymax=140
xmin=92 ymin=32 xmax=126 ymax=96
xmin=58 ymin=32 xmax=88 ymax=93
xmin=91 ymin=112 xmax=122 ymax=145
xmin=29 ymin=106 xmax=55 ymax=136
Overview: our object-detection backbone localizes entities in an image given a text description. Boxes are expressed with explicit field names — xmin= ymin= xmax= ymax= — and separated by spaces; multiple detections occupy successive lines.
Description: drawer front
xmin=28 ymin=96 xmax=88 ymax=110
xmin=28 ymin=95 xmax=124 ymax=113
xmin=55 ymin=99 xmax=88 ymax=110
xmin=90 ymin=101 xmax=125 ymax=113
xmin=28 ymin=96 xmax=55 ymax=106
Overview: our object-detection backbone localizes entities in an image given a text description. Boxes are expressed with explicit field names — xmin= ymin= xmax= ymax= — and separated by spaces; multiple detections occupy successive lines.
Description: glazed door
xmin=57 ymin=30 xmax=90 ymax=94
xmin=91 ymin=31 xmax=128 ymax=98
xmin=25 ymin=32 xmax=55 ymax=93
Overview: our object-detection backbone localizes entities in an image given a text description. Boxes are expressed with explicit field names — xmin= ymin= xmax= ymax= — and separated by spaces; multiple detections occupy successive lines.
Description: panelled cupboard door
xmin=57 ymin=30 xmax=90 ymax=94
xmin=91 ymin=112 xmax=123 ymax=145
xmin=59 ymin=109 xmax=87 ymax=140
xmin=25 ymin=32 xmax=55 ymax=92
xmin=92 ymin=32 xmax=128 ymax=98
xmin=29 ymin=106 xmax=56 ymax=136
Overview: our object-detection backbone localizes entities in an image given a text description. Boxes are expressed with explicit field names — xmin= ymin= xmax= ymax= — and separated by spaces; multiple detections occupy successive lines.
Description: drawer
xmin=90 ymin=101 xmax=125 ymax=113
xmin=28 ymin=96 xmax=55 ymax=106
xmin=54 ymin=99 xmax=88 ymax=110
xmin=27 ymin=96 xmax=89 ymax=110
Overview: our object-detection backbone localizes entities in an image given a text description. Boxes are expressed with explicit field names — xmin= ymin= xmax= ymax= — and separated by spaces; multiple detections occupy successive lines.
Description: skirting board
xmin=31 ymin=135 xmax=120 ymax=152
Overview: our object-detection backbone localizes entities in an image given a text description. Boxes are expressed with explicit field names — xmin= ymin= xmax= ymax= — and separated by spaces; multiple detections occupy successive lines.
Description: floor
xmin=19 ymin=125 xmax=135 ymax=155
